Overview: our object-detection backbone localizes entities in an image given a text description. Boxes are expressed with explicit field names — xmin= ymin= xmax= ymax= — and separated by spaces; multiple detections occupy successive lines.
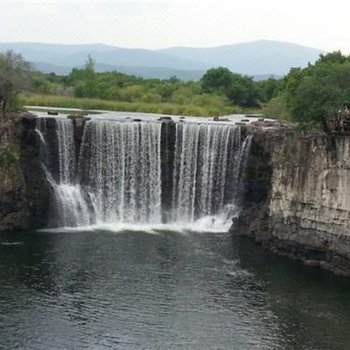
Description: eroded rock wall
xmin=237 ymin=124 xmax=350 ymax=276
xmin=0 ymin=116 xmax=30 ymax=230
xmin=0 ymin=114 xmax=49 ymax=231
xmin=20 ymin=115 xmax=50 ymax=229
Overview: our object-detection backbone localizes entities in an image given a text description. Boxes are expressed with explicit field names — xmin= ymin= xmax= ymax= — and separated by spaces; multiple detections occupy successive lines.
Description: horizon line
xmin=0 ymin=39 xmax=327 ymax=52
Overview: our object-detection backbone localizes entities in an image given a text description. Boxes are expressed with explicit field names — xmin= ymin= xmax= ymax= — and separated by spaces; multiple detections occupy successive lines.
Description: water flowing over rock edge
xmin=34 ymin=115 xmax=250 ymax=230
xmin=2 ymin=113 xmax=350 ymax=277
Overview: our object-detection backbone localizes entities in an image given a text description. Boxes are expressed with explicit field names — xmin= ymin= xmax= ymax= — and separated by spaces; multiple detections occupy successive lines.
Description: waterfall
xmin=56 ymin=118 xmax=75 ymax=184
xmin=172 ymin=123 xmax=200 ymax=223
xmin=36 ymin=117 xmax=92 ymax=228
xmin=79 ymin=120 xmax=162 ymax=224
xmin=171 ymin=122 xmax=244 ymax=223
xmin=35 ymin=115 xmax=252 ymax=231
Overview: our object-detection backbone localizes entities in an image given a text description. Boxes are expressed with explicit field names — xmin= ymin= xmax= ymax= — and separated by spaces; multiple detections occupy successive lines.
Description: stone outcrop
xmin=20 ymin=115 xmax=51 ymax=228
xmin=0 ymin=113 xmax=50 ymax=231
xmin=235 ymin=122 xmax=350 ymax=276
xmin=0 ymin=115 xmax=30 ymax=230
xmin=160 ymin=120 xmax=176 ymax=222
xmin=68 ymin=115 xmax=91 ymax=160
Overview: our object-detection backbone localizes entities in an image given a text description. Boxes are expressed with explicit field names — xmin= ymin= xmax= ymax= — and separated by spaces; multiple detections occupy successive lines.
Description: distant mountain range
xmin=0 ymin=40 xmax=325 ymax=80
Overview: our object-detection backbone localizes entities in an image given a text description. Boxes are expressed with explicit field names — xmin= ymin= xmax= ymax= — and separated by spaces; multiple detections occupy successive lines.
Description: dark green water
xmin=0 ymin=229 xmax=350 ymax=350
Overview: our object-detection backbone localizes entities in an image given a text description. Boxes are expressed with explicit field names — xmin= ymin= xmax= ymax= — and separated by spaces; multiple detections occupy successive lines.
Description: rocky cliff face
xmin=0 ymin=114 xmax=49 ymax=231
xmin=0 ymin=116 xmax=30 ymax=230
xmin=237 ymin=123 xmax=350 ymax=276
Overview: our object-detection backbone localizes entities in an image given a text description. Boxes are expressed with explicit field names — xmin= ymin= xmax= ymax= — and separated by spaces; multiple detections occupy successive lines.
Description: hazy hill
xmin=0 ymin=40 xmax=325 ymax=79
xmin=32 ymin=62 xmax=205 ymax=81
xmin=158 ymin=40 xmax=324 ymax=75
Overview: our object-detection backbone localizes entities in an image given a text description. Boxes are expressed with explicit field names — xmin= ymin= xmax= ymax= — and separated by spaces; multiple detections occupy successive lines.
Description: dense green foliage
xmin=201 ymin=67 xmax=259 ymax=107
xmin=255 ymin=78 xmax=284 ymax=103
xmin=28 ymin=70 xmax=237 ymax=116
xmin=21 ymin=94 xmax=242 ymax=117
xmin=0 ymin=51 xmax=31 ymax=115
xmin=283 ymin=52 xmax=350 ymax=129
xmin=261 ymin=95 xmax=289 ymax=121
xmin=251 ymin=51 xmax=350 ymax=129
xmin=24 ymin=57 xmax=283 ymax=116
xmin=5 ymin=50 xmax=348 ymax=124
xmin=284 ymin=52 xmax=350 ymax=130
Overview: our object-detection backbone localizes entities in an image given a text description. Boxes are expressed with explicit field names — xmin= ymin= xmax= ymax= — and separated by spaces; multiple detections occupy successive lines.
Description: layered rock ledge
xmin=235 ymin=121 xmax=350 ymax=276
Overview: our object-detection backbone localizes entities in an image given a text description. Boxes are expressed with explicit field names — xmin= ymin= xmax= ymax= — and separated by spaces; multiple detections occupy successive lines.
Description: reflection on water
xmin=0 ymin=230 xmax=350 ymax=350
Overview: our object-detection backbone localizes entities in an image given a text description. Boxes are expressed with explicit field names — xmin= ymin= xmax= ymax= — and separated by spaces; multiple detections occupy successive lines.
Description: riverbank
xmin=20 ymin=94 xmax=247 ymax=117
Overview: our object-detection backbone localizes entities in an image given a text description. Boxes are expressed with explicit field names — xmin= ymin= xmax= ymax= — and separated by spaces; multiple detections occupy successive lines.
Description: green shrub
xmin=262 ymin=95 xmax=290 ymax=120
xmin=0 ymin=145 xmax=19 ymax=168
xmin=21 ymin=94 xmax=242 ymax=117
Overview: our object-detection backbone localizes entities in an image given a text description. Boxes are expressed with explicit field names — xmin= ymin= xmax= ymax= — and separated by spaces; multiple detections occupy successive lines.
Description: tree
xmin=316 ymin=50 xmax=346 ymax=65
xmin=256 ymin=77 xmax=283 ymax=103
xmin=0 ymin=50 xmax=31 ymax=117
xmin=201 ymin=67 xmax=234 ymax=96
xmin=81 ymin=54 xmax=97 ymax=98
xmin=284 ymin=52 xmax=350 ymax=131
xmin=227 ymin=73 xmax=258 ymax=107
xmin=201 ymin=67 xmax=258 ymax=107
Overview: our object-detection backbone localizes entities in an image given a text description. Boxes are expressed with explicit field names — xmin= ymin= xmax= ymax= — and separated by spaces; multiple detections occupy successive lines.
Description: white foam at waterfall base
xmin=39 ymin=221 xmax=230 ymax=234
xmin=40 ymin=205 xmax=238 ymax=234
xmin=168 ymin=204 xmax=238 ymax=233
xmin=51 ymin=183 xmax=92 ymax=228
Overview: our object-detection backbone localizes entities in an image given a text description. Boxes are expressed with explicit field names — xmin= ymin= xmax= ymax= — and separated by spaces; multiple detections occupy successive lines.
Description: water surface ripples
xmin=1 ymin=230 xmax=350 ymax=349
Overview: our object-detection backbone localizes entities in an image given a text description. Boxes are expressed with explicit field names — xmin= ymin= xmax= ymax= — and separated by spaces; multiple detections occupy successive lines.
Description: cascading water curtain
xmin=56 ymin=118 xmax=76 ymax=184
xmin=171 ymin=122 xmax=243 ymax=223
xmin=37 ymin=116 xmax=251 ymax=229
xmin=79 ymin=120 xmax=162 ymax=224
xmin=36 ymin=117 xmax=92 ymax=228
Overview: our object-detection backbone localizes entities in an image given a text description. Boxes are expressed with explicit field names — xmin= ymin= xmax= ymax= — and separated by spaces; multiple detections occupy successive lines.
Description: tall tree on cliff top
xmin=69 ymin=54 xmax=98 ymax=98
xmin=0 ymin=50 xmax=31 ymax=118
xmin=284 ymin=51 xmax=350 ymax=132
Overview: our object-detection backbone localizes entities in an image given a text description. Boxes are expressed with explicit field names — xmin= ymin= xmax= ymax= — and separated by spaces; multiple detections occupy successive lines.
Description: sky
xmin=0 ymin=0 xmax=349 ymax=53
